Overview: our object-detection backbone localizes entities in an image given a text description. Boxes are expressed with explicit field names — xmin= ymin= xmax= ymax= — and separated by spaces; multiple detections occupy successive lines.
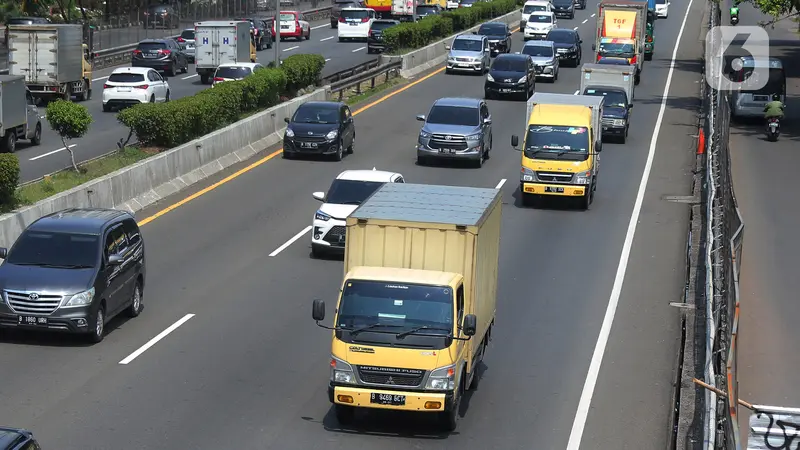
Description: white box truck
xmin=0 ymin=75 xmax=42 ymax=153
xmin=7 ymin=24 xmax=92 ymax=102
xmin=392 ymin=0 xmax=416 ymax=20
xmin=194 ymin=21 xmax=254 ymax=85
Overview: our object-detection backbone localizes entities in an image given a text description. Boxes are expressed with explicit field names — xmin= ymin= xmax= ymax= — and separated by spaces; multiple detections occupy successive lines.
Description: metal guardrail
xmin=328 ymin=60 xmax=402 ymax=101
xmin=322 ymin=58 xmax=382 ymax=84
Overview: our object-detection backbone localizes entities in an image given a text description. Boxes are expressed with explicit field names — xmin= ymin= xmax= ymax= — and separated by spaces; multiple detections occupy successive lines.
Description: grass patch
xmin=15 ymin=147 xmax=154 ymax=208
xmin=346 ymin=77 xmax=406 ymax=105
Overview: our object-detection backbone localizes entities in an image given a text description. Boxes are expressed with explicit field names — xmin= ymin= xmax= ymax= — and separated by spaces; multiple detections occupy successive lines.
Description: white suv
xmin=311 ymin=169 xmax=405 ymax=257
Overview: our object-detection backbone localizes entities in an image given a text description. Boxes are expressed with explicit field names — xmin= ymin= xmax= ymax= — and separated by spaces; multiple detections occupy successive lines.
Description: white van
xmin=337 ymin=7 xmax=376 ymax=41
xmin=521 ymin=0 xmax=554 ymax=28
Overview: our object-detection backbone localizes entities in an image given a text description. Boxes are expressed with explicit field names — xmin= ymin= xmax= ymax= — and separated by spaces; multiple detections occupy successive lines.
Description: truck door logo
xmin=202 ymin=37 xmax=208 ymax=44
xmin=223 ymin=37 xmax=229 ymax=44
xmin=386 ymin=376 xmax=395 ymax=384
xmin=350 ymin=346 xmax=375 ymax=353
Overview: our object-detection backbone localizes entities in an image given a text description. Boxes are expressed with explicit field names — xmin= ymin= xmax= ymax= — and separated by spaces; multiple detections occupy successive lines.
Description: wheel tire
xmin=417 ymin=155 xmax=429 ymax=166
xmin=282 ymin=150 xmax=294 ymax=159
xmin=2 ymin=132 xmax=16 ymax=153
xmin=200 ymin=74 xmax=210 ymax=84
xmin=165 ymin=90 xmax=171 ymax=102
xmin=332 ymin=140 xmax=344 ymax=161
xmin=473 ymin=150 xmax=484 ymax=168
xmin=88 ymin=304 xmax=105 ymax=343
xmin=439 ymin=383 xmax=461 ymax=431
xmin=80 ymin=80 xmax=90 ymax=101
xmin=347 ymin=134 xmax=355 ymax=154
xmin=31 ymin=123 xmax=41 ymax=146
xmin=149 ymin=95 xmax=155 ymax=103
xmin=126 ymin=282 xmax=144 ymax=318
xmin=311 ymin=245 xmax=324 ymax=258
xmin=580 ymin=184 xmax=593 ymax=210
xmin=168 ymin=62 xmax=176 ymax=77
xmin=338 ymin=37 xmax=344 ymax=42
xmin=103 ymin=103 xmax=111 ymax=112
xmin=335 ymin=404 xmax=355 ymax=425
xmin=306 ymin=29 xmax=311 ymax=40
xmin=522 ymin=192 xmax=537 ymax=207
xmin=181 ymin=62 xmax=188 ymax=74
xmin=467 ymin=342 xmax=486 ymax=390
xmin=62 ymin=84 xmax=72 ymax=101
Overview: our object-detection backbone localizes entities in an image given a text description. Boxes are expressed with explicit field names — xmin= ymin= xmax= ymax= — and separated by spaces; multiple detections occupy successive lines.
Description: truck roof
xmin=582 ymin=63 xmax=635 ymax=74
xmin=194 ymin=20 xmax=250 ymax=26
xmin=345 ymin=266 xmax=461 ymax=286
xmin=349 ymin=183 xmax=500 ymax=227
xmin=530 ymin=92 xmax=603 ymax=107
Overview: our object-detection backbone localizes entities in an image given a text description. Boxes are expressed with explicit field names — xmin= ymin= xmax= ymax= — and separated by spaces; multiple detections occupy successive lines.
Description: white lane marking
xmin=582 ymin=19 xmax=588 ymax=24
xmin=283 ymin=45 xmax=300 ymax=52
xmin=564 ymin=0 xmax=695 ymax=447
xmin=495 ymin=179 xmax=506 ymax=189
xmin=181 ymin=73 xmax=198 ymax=80
xmin=573 ymin=89 xmax=579 ymax=95
xmin=320 ymin=36 xmax=334 ymax=41
xmin=29 ymin=144 xmax=76 ymax=161
xmin=94 ymin=76 xmax=109 ymax=82
xmin=573 ymin=26 xmax=579 ymax=30
xmin=312 ymin=23 xmax=329 ymax=30
xmin=325 ymin=58 xmax=331 ymax=62
xmin=352 ymin=46 xmax=366 ymax=53
xmin=119 ymin=314 xmax=195 ymax=365
xmin=590 ymin=13 xmax=596 ymax=17
xmin=269 ymin=225 xmax=312 ymax=257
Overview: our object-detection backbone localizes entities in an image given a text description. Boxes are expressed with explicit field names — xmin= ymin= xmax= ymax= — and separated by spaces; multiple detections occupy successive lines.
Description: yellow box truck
xmin=311 ymin=182 xmax=501 ymax=431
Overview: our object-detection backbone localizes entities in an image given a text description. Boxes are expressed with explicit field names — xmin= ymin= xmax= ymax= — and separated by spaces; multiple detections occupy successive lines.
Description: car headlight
xmin=486 ymin=73 xmax=494 ymax=82
xmin=330 ymin=356 xmax=355 ymax=384
xmin=465 ymin=133 xmax=482 ymax=141
xmin=520 ymin=167 xmax=535 ymax=182
xmin=518 ymin=76 xmax=527 ymax=83
xmin=63 ymin=287 xmax=95 ymax=307
xmin=419 ymin=130 xmax=431 ymax=139
xmin=574 ymin=170 xmax=592 ymax=185
xmin=285 ymin=128 xmax=294 ymax=138
xmin=612 ymin=119 xmax=626 ymax=127
xmin=315 ymin=210 xmax=331 ymax=221
xmin=425 ymin=364 xmax=456 ymax=390
xmin=326 ymin=130 xmax=338 ymax=140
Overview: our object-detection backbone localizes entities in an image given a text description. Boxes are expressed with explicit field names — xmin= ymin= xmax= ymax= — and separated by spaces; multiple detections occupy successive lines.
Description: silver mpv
xmin=416 ymin=97 xmax=493 ymax=168
xmin=445 ymin=34 xmax=491 ymax=74
xmin=520 ymin=40 xmax=559 ymax=82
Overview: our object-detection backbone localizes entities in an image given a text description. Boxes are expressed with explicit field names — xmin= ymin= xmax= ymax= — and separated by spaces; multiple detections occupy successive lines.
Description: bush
xmin=0 ymin=154 xmax=20 ymax=209
xmin=383 ymin=0 xmax=519 ymax=51
xmin=119 ymin=61 xmax=301 ymax=148
xmin=281 ymin=54 xmax=326 ymax=94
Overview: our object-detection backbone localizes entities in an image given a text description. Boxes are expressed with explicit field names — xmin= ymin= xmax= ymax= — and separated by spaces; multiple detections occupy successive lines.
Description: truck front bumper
xmin=522 ymin=182 xmax=587 ymax=197
xmin=329 ymin=384 xmax=454 ymax=412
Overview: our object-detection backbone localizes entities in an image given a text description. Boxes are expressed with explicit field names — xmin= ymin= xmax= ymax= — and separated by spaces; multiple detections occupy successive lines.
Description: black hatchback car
xmin=484 ymin=53 xmax=536 ymax=100
xmin=546 ymin=28 xmax=582 ymax=66
xmin=283 ymin=101 xmax=356 ymax=161
xmin=552 ymin=0 xmax=575 ymax=18
xmin=0 ymin=208 xmax=146 ymax=343
xmin=132 ymin=38 xmax=189 ymax=76
xmin=0 ymin=427 xmax=40 ymax=450
xmin=476 ymin=22 xmax=511 ymax=56
xmin=143 ymin=4 xmax=179 ymax=28
xmin=367 ymin=19 xmax=400 ymax=53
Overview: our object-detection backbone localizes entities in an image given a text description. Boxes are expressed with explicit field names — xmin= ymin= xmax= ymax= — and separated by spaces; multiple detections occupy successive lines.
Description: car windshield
xmin=734 ymin=67 xmax=785 ymax=95
xmin=547 ymin=30 xmax=574 ymax=43
xmin=371 ymin=21 xmax=397 ymax=31
xmin=523 ymin=4 xmax=547 ymax=13
xmin=292 ymin=105 xmax=340 ymax=124
xmin=479 ymin=23 xmax=506 ymax=35
xmin=656 ymin=0 xmax=666 ymax=4
xmin=337 ymin=280 xmax=454 ymax=334
xmin=524 ymin=125 xmax=590 ymax=160
xmin=529 ymin=14 xmax=553 ymax=23
xmin=280 ymin=13 xmax=297 ymax=20
xmin=180 ymin=30 xmax=195 ymax=39
xmin=6 ymin=231 xmax=98 ymax=268
xmin=598 ymin=58 xmax=630 ymax=65
xmin=598 ymin=41 xmax=635 ymax=55
xmin=215 ymin=66 xmax=252 ymax=79
xmin=583 ymin=88 xmax=628 ymax=108
xmin=108 ymin=73 xmax=146 ymax=83
xmin=492 ymin=57 xmax=526 ymax=72
xmin=522 ymin=45 xmax=553 ymax=57
xmin=427 ymin=105 xmax=479 ymax=126
xmin=417 ymin=5 xmax=438 ymax=13
xmin=137 ymin=42 xmax=167 ymax=51
xmin=452 ymin=38 xmax=483 ymax=51
xmin=326 ymin=180 xmax=384 ymax=205
xmin=342 ymin=9 xmax=369 ymax=19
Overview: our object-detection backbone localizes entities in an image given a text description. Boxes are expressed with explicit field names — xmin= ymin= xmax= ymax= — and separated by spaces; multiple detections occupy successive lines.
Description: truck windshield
xmin=215 ymin=66 xmax=252 ymax=79
xmin=417 ymin=5 xmax=439 ymax=14
xmin=337 ymin=280 xmax=454 ymax=334
xmin=326 ymin=180 xmax=384 ymax=204
xmin=524 ymin=125 xmax=590 ymax=160
xmin=583 ymin=88 xmax=628 ymax=108
xmin=598 ymin=41 xmax=635 ymax=56
xmin=6 ymin=231 xmax=98 ymax=268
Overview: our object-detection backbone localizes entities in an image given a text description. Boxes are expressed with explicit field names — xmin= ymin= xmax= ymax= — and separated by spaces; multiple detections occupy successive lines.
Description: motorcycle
xmin=730 ymin=14 xmax=739 ymax=24
xmin=766 ymin=117 xmax=780 ymax=141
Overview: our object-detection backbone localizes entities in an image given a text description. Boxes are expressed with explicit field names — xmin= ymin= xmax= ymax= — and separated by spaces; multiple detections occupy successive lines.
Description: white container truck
xmin=0 ymin=75 xmax=42 ymax=153
xmin=579 ymin=63 xmax=635 ymax=101
xmin=392 ymin=0 xmax=417 ymax=20
xmin=7 ymin=24 xmax=92 ymax=102
xmin=194 ymin=21 xmax=254 ymax=85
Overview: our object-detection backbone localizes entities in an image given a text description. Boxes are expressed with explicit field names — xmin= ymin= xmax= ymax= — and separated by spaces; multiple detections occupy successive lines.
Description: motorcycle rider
xmin=764 ymin=93 xmax=785 ymax=121
xmin=730 ymin=1 xmax=739 ymax=18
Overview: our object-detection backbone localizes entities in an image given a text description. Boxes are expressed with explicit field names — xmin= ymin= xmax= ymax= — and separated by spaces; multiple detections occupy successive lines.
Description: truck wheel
xmin=334 ymin=404 xmax=355 ymax=425
xmin=580 ymin=184 xmax=593 ymax=210
xmin=2 ymin=132 xmax=16 ymax=153
xmin=521 ymin=192 xmax=538 ymax=207
xmin=439 ymin=382 xmax=462 ymax=431
xmin=62 ymin=85 xmax=72 ymax=101
xmin=200 ymin=74 xmax=210 ymax=84
xmin=80 ymin=80 xmax=90 ymax=101
xmin=31 ymin=123 xmax=42 ymax=146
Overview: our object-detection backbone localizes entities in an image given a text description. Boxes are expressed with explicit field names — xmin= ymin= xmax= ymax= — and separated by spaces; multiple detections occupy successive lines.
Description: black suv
xmin=132 ymin=38 xmax=189 ymax=76
xmin=546 ymin=28 xmax=582 ymax=66
xmin=143 ymin=4 xmax=179 ymax=29
xmin=0 ymin=427 xmax=40 ymax=450
xmin=0 ymin=208 xmax=147 ymax=343
xmin=476 ymin=22 xmax=511 ymax=56
xmin=236 ymin=17 xmax=272 ymax=50
xmin=552 ymin=0 xmax=575 ymax=18
xmin=367 ymin=19 xmax=400 ymax=53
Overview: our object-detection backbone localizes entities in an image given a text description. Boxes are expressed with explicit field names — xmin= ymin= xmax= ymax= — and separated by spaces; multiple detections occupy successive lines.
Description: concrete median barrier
xmin=0 ymin=86 xmax=329 ymax=247
xmin=379 ymin=9 xmax=522 ymax=79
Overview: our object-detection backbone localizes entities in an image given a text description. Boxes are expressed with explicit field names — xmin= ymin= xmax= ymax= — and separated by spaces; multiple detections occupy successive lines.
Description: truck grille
xmin=601 ymin=117 xmax=619 ymax=126
xmin=536 ymin=172 xmax=574 ymax=183
xmin=324 ymin=226 xmax=346 ymax=246
xmin=358 ymin=365 xmax=425 ymax=387
xmin=429 ymin=134 xmax=468 ymax=150
xmin=5 ymin=290 xmax=62 ymax=314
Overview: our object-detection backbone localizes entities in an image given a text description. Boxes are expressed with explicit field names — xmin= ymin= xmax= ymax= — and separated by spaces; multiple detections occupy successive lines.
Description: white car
xmin=274 ymin=11 xmax=311 ymax=40
xmin=311 ymin=168 xmax=405 ymax=257
xmin=102 ymin=67 xmax=170 ymax=112
xmin=524 ymin=12 xmax=556 ymax=41
xmin=212 ymin=62 xmax=266 ymax=86
xmin=446 ymin=0 xmax=459 ymax=8
xmin=655 ymin=0 xmax=669 ymax=17
xmin=338 ymin=7 xmax=376 ymax=41
xmin=521 ymin=0 xmax=554 ymax=28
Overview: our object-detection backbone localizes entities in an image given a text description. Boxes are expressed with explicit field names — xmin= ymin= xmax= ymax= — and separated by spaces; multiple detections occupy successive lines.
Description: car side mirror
xmin=483 ymin=117 xmax=492 ymax=125
xmin=462 ymin=314 xmax=477 ymax=336
xmin=312 ymin=299 xmax=326 ymax=321
xmin=444 ymin=44 xmax=451 ymax=50
xmin=591 ymin=44 xmax=596 ymax=51
xmin=628 ymin=103 xmax=634 ymax=109
xmin=511 ymin=134 xmax=519 ymax=148
xmin=0 ymin=247 xmax=7 ymax=259
xmin=416 ymin=114 xmax=426 ymax=121
xmin=284 ymin=117 xmax=291 ymax=123
xmin=108 ymin=254 xmax=124 ymax=265
xmin=579 ymin=39 xmax=583 ymax=44
xmin=312 ymin=191 xmax=325 ymax=201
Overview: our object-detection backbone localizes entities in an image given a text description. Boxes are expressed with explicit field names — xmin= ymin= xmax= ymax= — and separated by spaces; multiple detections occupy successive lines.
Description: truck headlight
xmin=330 ymin=356 xmax=355 ymax=384
xmin=574 ymin=170 xmax=592 ymax=185
xmin=315 ymin=210 xmax=331 ymax=221
xmin=63 ymin=287 xmax=95 ymax=307
xmin=520 ymin=167 xmax=536 ymax=182
xmin=425 ymin=364 xmax=456 ymax=390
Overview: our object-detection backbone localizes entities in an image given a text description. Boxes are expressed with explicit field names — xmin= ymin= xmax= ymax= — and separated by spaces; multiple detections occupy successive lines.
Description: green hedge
xmin=0 ymin=154 xmax=20 ymax=209
xmin=383 ymin=0 xmax=520 ymax=52
xmin=118 ymin=54 xmax=325 ymax=148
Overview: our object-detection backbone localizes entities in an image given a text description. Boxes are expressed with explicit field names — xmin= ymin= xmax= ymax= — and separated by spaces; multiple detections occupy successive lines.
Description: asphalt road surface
xmin=16 ymin=18 xmax=375 ymax=183
xmin=728 ymin=6 xmax=800 ymax=444
xmin=0 ymin=0 xmax=703 ymax=447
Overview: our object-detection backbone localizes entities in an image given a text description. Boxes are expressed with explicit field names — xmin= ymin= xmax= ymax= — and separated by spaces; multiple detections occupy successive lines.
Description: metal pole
xmin=274 ymin=0 xmax=280 ymax=66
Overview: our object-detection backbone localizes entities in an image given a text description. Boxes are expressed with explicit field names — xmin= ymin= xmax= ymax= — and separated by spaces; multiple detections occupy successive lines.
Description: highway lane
xmin=728 ymin=6 xmax=800 ymax=444
xmin=0 ymin=1 xmax=698 ymax=448
xmin=16 ymin=19 xmax=375 ymax=183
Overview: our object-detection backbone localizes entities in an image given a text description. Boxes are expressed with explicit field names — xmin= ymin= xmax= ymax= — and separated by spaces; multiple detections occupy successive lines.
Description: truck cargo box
xmin=526 ymin=92 xmax=603 ymax=146
xmin=0 ymin=75 xmax=27 ymax=135
xmin=194 ymin=21 xmax=252 ymax=70
xmin=7 ymin=24 xmax=84 ymax=85
xmin=580 ymin=63 xmax=636 ymax=101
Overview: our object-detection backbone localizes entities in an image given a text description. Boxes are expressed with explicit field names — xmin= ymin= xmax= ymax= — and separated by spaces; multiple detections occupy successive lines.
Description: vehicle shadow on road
xmin=511 ymin=185 xmax=589 ymax=211
xmin=0 ymin=314 xmax=133 ymax=347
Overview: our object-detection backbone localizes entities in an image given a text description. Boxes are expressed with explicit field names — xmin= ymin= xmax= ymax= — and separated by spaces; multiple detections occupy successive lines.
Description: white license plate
xmin=281 ymin=25 xmax=290 ymax=29
xmin=500 ymin=89 xmax=511 ymax=92
xmin=187 ymin=44 xmax=194 ymax=49
xmin=349 ymin=22 xmax=358 ymax=25
xmin=118 ymin=87 xmax=131 ymax=92
xmin=457 ymin=63 xmax=469 ymax=67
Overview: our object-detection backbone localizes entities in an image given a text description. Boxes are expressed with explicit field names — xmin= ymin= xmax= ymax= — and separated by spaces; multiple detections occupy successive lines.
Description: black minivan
xmin=0 ymin=208 xmax=146 ymax=343
xmin=283 ymin=101 xmax=356 ymax=161
xmin=552 ymin=0 xmax=575 ymax=18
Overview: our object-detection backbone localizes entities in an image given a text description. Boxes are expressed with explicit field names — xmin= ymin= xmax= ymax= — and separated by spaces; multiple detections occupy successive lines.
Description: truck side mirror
xmin=628 ymin=103 xmax=634 ymax=109
xmin=511 ymin=134 xmax=519 ymax=148
xmin=0 ymin=247 xmax=7 ymax=259
xmin=462 ymin=314 xmax=477 ymax=336
xmin=312 ymin=299 xmax=326 ymax=321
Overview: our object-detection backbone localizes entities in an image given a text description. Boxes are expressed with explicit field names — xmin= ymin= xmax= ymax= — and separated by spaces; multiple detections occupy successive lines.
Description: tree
xmin=45 ymin=100 xmax=92 ymax=173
